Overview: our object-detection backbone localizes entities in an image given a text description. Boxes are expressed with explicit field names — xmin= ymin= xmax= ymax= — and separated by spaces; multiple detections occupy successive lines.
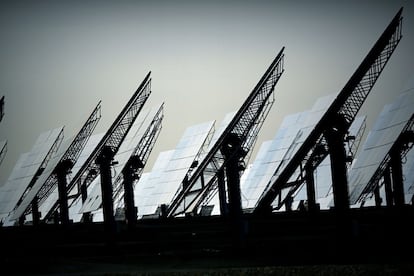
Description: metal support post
xmin=220 ymin=134 xmax=245 ymax=247
xmin=96 ymin=146 xmax=116 ymax=233
xmin=325 ymin=121 xmax=349 ymax=213
xmin=305 ymin=165 xmax=318 ymax=212
xmin=221 ymin=134 xmax=243 ymax=219
xmin=226 ymin=154 xmax=243 ymax=219
xmin=374 ymin=184 xmax=382 ymax=207
xmin=80 ymin=183 xmax=92 ymax=223
xmin=123 ymin=156 xmax=143 ymax=228
xmin=383 ymin=167 xmax=393 ymax=207
xmin=31 ymin=196 xmax=41 ymax=226
xmin=55 ymin=160 xmax=73 ymax=225
xmin=390 ymin=151 xmax=405 ymax=207
xmin=217 ymin=169 xmax=228 ymax=216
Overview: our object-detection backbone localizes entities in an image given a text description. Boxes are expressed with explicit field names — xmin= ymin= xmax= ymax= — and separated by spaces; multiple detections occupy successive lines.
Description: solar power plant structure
xmin=0 ymin=127 xmax=64 ymax=226
xmin=2 ymin=7 xmax=414 ymax=274
xmin=9 ymin=102 xmax=102 ymax=225
xmin=254 ymin=7 xmax=403 ymax=214
xmin=348 ymin=85 xmax=414 ymax=207
xmin=235 ymin=96 xmax=366 ymax=213
xmin=38 ymin=133 xmax=104 ymax=224
xmin=78 ymin=103 xmax=164 ymax=221
xmin=167 ymin=47 xmax=285 ymax=218
xmin=133 ymin=120 xmax=215 ymax=218
xmin=38 ymin=72 xmax=152 ymax=226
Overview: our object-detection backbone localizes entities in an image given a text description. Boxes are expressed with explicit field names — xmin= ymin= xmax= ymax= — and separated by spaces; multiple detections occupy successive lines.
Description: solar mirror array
xmin=0 ymin=8 xmax=412 ymax=230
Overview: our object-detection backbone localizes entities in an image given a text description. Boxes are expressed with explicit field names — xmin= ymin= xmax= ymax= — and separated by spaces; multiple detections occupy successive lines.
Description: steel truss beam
xmin=44 ymin=72 xmax=152 ymax=221
xmin=167 ymin=48 xmax=285 ymax=217
xmin=12 ymin=102 xmax=101 ymax=221
xmin=37 ymin=102 xmax=101 ymax=209
xmin=0 ymin=141 xmax=6 ymax=167
xmin=12 ymin=128 xmax=63 ymax=222
xmin=254 ymin=8 xmax=403 ymax=214
xmin=111 ymin=103 xmax=164 ymax=222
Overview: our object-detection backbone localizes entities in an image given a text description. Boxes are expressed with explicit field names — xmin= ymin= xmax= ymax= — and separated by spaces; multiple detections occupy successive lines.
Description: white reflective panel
xmin=348 ymin=89 xmax=414 ymax=204
xmin=262 ymin=93 xmax=361 ymax=208
xmin=295 ymin=116 xmax=366 ymax=210
xmin=240 ymin=109 xmax=310 ymax=209
xmin=9 ymin=132 xmax=102 ymax=222
xmin=238 ymin=93 xmax=367 ymax=211
xmin=68 ymin=133 xmax=105 ymax=185
xmin=205 ymin=112 xmax=235 ymax=153
xmin=137 ymin=121 xmax=215 ymax=217
xmin=79 ymin=105 xmax=161 ymax=214
xmin=0 ymin=153 xmax=30 ymax=224
xmin=135 ymin=150 xmax=175 ymax=218
xmin=32 ymin=133 xmax=104 ymax=222
xmin=1 ymin=127 xmax=64 ymax=224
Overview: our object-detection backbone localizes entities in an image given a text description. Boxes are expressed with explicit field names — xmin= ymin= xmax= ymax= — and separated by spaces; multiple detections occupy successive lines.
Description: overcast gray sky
xmin=1 ymin=0 xmax=413 ymax=185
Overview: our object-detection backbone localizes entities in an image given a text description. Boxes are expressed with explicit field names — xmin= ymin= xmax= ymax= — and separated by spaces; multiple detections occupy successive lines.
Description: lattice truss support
xmin=112 ymin=103 xmax=164 ymax=206
xmin=167 ymin=48 xmax=285 ymax=217
xmin=14 ymin=129 xmax=64 ymax=216
xmin=254 ymin=8 xmax=403 ymax=214
xmin=9 ymin=103 xmax=101 ymax=222
xmin=36 ymin=102 xmax=101 ymax=209
xmin=43 ymin=72 xmax=152 ymax=221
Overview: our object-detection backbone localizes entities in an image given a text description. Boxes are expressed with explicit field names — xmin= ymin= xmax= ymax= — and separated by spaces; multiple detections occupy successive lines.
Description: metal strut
xmin=12 ymin=102 xmax=101 ymax=223
xmin=11 ymin=128 xmax=65 ymax=222
xmin=0 ymin=141 xmax=6 ymax=167
xmin=167 ymin=48 xmax=285 ymax=217
xmin=254 ymin=7 xmax=403 ymax=214
xmin=110 ymin=103 xmax=164 ymax=226
xmin=358 ymin=114 xmax=414 ymax=205
xmin=44 ymin=72 xmax=152 ymax=222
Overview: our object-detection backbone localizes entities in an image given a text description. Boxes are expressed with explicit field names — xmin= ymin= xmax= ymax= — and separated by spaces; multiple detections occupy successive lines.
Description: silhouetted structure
xmin=10 ymin=103 xmax=101 ymax=225
xmin=44 ymin=72 xmax=152 ymax=231
xmin=1 ymin=128 xmax=64 ymax=225
xmin=167 ymin=47 xmax=285 ymax=218
xmin=354 ymin=111 xmax=414 ymax=206
xmin=254 ymin=8 xmax=403 ymax=215
xmin=1 ymin=7 xmax=414 ymax=274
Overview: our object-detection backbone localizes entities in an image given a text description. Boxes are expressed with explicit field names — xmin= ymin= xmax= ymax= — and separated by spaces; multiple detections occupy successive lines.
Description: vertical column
xmin=221 ymin=134 xmax=243 ymax=219
xmin=220 ymin=134 xmax=245 ymax=248
xmin=325 ymin=126 xmax=349 ymax=213
xmin=96 ymin=146 xmax=116 ymax=233
xmin=123 ymin=156 xmax=143 ymax=228
xmin=383 ymin=167 xmax=394 ymax=207
xmin=305 ymin=165 xmax=318 ymax=212
xmin=31 ymin=196 xmax=41 ymax=226
xmin=390 ymin=151 xmax=405 ymax=207
xmin=217 ymin=169 xmax=228 ymax=216
xmin=225 ymin=154 xmax=243 ymax=219
xmin=374 ymin=184 xmax=382 ymax=207
xmin=55 ymin=160 xmax=73 ymax=225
